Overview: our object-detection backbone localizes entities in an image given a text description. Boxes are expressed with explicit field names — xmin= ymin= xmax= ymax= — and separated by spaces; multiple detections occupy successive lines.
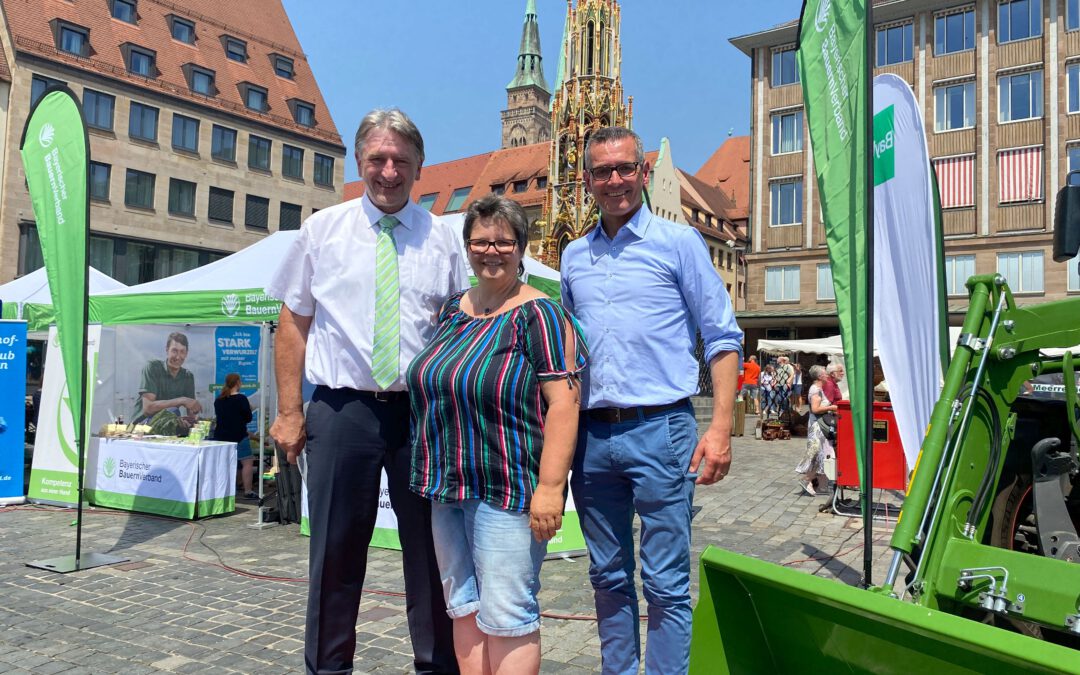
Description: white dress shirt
xmin=266 ymin=195 xmax=471 ymax=391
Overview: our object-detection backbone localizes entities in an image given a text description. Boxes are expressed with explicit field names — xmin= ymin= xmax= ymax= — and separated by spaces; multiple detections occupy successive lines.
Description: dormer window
xmin=183 ymin=64 xmax=215 ymax=96
xmin=273 ymin=55 xmax=294 ymax=79
xmin=54 ymin=21 xmax=89 ymax=57
xmin=239 ymin=82 xmax=268 ymax=112
xmin=123 ymin=44 xmax=156 ymax=78
xmin=289 ymin=100 xmax=315 ymax=127
xmin=111 ymin=0 xmax=137 ymax=24
xmin=169 ymin=16 xmax=195 ymax=44
xmin=225 ymin=37 xmax=247 ymax=63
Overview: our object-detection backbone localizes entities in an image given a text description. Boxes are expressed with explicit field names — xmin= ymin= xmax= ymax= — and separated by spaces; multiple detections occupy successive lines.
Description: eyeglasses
xmin=467 ymin=239 xmax=518 ymax=254
xmin=587 ymin=162 xmax=641 ymax=181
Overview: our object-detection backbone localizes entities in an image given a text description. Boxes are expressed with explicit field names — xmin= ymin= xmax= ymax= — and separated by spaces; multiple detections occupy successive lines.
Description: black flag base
xmin=26 ymin=551 xmax=128 ymax=574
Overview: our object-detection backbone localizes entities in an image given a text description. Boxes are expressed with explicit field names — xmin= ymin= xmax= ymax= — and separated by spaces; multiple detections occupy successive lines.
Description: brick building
xmin=0 ymin=0 xmax=345 ymax=284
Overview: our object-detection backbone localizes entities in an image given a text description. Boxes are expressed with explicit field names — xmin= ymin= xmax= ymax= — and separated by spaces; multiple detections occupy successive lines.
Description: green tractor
xmin=689 ymin=189 xmax=1080 ymax=673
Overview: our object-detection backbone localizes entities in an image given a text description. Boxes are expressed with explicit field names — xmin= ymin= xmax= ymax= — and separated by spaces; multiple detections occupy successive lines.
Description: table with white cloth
xmin=86 ymin=437 xmax=237 ymax=519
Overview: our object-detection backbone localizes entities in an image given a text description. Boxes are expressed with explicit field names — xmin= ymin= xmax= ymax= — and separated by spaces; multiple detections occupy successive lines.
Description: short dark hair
xmin=166 ymin=332 xmax=189 ymax=351
xmin=463 ymin=195 xmax=529 ymax=276
xmin=584 ymin=126 xmax=644 ymax=170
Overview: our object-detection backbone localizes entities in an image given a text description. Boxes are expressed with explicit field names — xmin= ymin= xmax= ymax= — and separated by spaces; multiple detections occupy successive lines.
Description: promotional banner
xmin=871 ymin=74 xmax=947 ymax=470
xmin=0 ymin=321 xmax=28 ymax=504
xmin=20 ymin=87 xmax=91 ymax=471
xmin=28 ymin=325 xmax=101 ymax=505
xmin=214 ymin=326 xmax=261 ymax=397
xmin=798 ymin=0 xmax=871 ymax=474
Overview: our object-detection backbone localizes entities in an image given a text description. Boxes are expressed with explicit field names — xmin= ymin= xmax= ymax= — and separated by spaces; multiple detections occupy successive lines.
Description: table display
xmin=86 ymin=437 xmax=237 ymax=519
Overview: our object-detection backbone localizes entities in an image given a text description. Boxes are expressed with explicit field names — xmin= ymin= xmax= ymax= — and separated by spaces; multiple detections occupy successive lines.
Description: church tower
xmin=501 ymin=0 xmax=552 ymax=149
xmin=535 ymin=0 xmax=632 ymax=267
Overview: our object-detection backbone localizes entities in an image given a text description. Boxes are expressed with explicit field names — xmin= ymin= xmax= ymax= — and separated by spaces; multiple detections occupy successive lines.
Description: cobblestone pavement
xmin=1 ymin=415 xmax=902 ymax=674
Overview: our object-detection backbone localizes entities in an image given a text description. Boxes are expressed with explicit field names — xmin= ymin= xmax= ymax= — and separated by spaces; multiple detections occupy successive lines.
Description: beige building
xmin=0 ymin=0 xmax=345 ymax=285
xmin=732 ymin=0 xmax=1080 ymax=347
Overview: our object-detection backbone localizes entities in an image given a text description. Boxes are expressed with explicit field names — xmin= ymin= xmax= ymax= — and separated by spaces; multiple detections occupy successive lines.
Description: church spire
xmin=507 ymin=0 xmax=549 ymax=93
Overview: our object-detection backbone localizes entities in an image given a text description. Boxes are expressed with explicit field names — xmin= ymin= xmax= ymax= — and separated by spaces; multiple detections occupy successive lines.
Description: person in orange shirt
xmin=741 ymin=355 xmax=761 ymax=414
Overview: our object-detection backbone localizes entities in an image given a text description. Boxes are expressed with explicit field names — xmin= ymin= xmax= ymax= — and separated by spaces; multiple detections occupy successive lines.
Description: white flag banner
xmin=872 ymin=74 xmax=945 ymax=470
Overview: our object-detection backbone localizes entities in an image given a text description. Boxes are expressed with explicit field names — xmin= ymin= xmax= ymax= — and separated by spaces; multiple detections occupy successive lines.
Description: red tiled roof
xmin=0 ymin=33 xmax=11 ymax=83
xmin=696 ymin=136 xmax=750 ymax=220
xmin=3 ymin=0 xmax=342 ymax=148
xmin=466 ymin=142 xmax=550 ymax=209
xmin=408 ymin=151 xmax=493 ymax=214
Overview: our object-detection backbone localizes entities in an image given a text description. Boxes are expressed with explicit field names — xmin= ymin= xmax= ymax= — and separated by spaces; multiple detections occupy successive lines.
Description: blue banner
xmin=0 ymin=321 xmax=28 ymax=502
xmin=214 ymin=326 xmax=261 ymax=397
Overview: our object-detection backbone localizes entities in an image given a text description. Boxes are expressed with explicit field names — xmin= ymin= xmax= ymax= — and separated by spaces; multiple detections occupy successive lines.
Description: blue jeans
xmin=570 ymin=404 xmax=697 ymax=675
xmin=430 ymin=499 xmax=547 ymax=637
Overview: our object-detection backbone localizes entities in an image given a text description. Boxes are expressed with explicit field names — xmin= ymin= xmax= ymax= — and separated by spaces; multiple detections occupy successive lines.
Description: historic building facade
xmin=501 ymin=0 xmax=551 ymax=149
xmin=732 ymin=0 xmax=1080 ymax=348
xmin=0 ymin=0 xmax=345 ymax=285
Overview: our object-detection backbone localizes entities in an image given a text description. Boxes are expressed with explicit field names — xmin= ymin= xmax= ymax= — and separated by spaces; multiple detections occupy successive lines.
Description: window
xmin=876 ymin=22 xmax=913 ymax=66
xmin=770 ymin=179 xmax=803 ymax=226
xmin=89 ymin=161 xmax=110 ymax=201
xmin=1069 ymin=62 xmax=1080 ymax=114
xmin=31 ymin=75 xmax=65 ymax=107
xmin=294 ymin=102 xmax=315 ymax=127
xmin=817 ymin=264 xmax=835 ymax=300
xmin=997 ymin=251 xmax=1044 ymax=292
xmin=58 ymin=24 xmax=88 ymax=56
xmin=128 ymin=102 xmax=158 ymax=142
xmin=945 ymin=255 xmax=976 ymax=295
xmin=248 ymin=135 xmax=271 ymax=171
xmin=765 ymin=265 xmax=800 ymax=302
xmin=171 ymin=114 xmax=199 ymax=152
xmin=83 ymin=89 xmax=115 ymax=131
xmin=274 ymin=55 xmax=294 ymax=78
xmin=190 ymin=67 xmax=214 ymax=96
xmin=513 ymin=180 xmax=528 ymax=193
xmin=446 ymin=187 xmax=471 ymax=212
xmin=208 ymin=187 xmax=234 ymax=223
xmin=124 ymin=169 xmax=155 ymax=209
xmin=1069 ymin=144 xmax=1080 ymax=172
xmin=225 ymin=37 xmax=247 ymax=63
xmin=933 ymin=155 xmax=976 ymax=208
xmin=935 ymin=8 xmax=976 ymax=55
xmin=998 ymin=0 xmax=1041 ymax=43
xmin=282 ymin=145 xmax=304 ymax=179
xmin=999 ymin=70 xmax=1043 ymax=122
xmin=245 ymin=195 xmax=269 ymax=229
xmin=279 ymin=202 xmax=302 ymax=231
xmin=244 ymin=85 xmax=267 ymax=112
xmin=127 ymin=47 xmax=155 ymax=77
xmin=168 ymin=178 xmax=196 ymax=217
xmin=1070 ymin=0 xmax=1080 ymax=30
xmin=536 ymin=176 xmax=547 ymax=189
xmin=170 ymin=17 xmax=194 ymax=43
xmin=1069 ymin=253 xmax=1080 ymax=291
xmin=211 ymin=125 xmax=236 ymax=162
xmin=771 ymin=48 xmax=799 ymax=87
xmin=314 ymin=153 xmax=335 ymax=187
xmin=111 ymin=0 xmax=136 ymax=23
xmin=771 ymin=109 xmax=803 ymax=154
xmin=998 ymin=146 xmax=1043 ymax=203
xmin=934 ymin=81 xmax=975 ymax=131
xmin=491 ymin=184 xmax=506 ymax=195
xmin=417 ymin=193 xmax=438 ymax=211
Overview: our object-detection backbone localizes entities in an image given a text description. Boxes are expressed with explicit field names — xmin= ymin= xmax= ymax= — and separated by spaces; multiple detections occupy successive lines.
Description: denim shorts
xmin=430 ymin=499 xmax=547 ymax=637
xmin=235 ymin=437 xmax=252 ymax=460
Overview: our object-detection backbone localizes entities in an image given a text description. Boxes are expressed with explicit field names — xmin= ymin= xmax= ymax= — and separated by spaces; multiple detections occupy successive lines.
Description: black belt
xmin=586 ymin=398 xmax=689 ymax=424
xmin=316 ymin=385 xmax=408 ymax=403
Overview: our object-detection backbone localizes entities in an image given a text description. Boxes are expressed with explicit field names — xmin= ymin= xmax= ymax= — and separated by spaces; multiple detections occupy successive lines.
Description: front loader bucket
xmin=689 ymin=546 xmax=1080 ymax=674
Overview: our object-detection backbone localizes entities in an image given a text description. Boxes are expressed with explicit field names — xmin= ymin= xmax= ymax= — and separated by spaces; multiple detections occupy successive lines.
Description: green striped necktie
xmin=372 ymin=214 xmax=400 ymax=389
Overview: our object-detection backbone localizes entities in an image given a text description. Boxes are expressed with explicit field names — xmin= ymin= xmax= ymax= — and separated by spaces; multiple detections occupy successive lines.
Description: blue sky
xmin=281 ymin=0 xmax=801 ymax=182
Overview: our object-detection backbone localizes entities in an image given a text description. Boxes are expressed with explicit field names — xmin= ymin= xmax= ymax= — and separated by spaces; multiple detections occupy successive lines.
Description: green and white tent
xmin=0 ymin=266 xmax=126 ymax=331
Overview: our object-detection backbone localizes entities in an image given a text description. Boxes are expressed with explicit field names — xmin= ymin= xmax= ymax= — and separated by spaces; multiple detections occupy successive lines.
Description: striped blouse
xmin=408 ymin=292 xmax=587 ymax=512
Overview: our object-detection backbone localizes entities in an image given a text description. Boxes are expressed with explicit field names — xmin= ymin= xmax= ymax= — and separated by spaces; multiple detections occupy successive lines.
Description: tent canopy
xmin=0 ymin=266 xmax=126 ymax=317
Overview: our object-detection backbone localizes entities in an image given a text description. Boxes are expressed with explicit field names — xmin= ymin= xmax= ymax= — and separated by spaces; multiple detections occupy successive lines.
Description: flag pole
xmin=862 ymin=0 xmax=876 ymax=588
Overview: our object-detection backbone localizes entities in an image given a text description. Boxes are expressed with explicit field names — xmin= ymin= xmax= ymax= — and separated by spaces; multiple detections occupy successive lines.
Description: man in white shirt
xmin=268 ymin=108 xmax=468 ymax=675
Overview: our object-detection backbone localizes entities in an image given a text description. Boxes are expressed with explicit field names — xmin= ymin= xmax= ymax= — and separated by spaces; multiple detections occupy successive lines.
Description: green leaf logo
xmin=103 ymin=457 xmax=116 ymax=478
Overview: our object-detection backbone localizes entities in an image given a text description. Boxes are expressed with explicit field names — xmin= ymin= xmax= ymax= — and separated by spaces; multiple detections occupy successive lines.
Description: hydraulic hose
xmin=963 ymin=386 xmax=1003 ymax=537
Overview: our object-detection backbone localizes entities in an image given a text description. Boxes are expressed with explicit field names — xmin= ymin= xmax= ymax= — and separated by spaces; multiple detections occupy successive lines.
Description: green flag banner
xmin=797 ymin=0 xmax=870 ymax=476
xmin=20 ymin=87 xmax=91 ymax=492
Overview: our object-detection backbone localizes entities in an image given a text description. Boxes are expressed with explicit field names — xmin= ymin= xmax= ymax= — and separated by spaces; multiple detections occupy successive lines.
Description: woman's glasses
xmin=467 ymin=239 xmax=518 ymax=254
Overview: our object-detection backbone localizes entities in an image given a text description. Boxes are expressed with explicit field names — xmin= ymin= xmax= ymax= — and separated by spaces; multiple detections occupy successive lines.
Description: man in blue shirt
xmin=561 ymin=126 xmax=743 ymax=674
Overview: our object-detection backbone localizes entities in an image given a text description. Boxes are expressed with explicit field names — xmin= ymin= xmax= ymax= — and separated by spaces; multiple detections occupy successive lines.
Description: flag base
xmin=26 ymin=551 xmax=128 ymax=574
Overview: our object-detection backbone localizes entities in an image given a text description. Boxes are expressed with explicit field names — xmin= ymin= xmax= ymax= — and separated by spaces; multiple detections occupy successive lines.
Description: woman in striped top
xmin=408 ymin=195 xmax=586 ymax=675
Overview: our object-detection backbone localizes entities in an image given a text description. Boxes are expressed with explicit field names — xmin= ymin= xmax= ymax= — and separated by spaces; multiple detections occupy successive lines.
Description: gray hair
xmin=584 ymin=126 xmax=644 ymax=170
xmin=808 ymin=365 xmax=827 ymax=383
xmin=463 ymin=195 xmax=529 ymax=275
xmin=354 ymin=108 xmax=425 ymax=165
xmin=826 ymin=362 xmax=844 ymax=375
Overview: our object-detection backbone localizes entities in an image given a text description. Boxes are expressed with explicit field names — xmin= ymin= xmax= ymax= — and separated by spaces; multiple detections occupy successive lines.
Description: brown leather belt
xmin=586 ymin=398 xmax=690 ymax=424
